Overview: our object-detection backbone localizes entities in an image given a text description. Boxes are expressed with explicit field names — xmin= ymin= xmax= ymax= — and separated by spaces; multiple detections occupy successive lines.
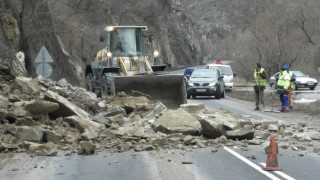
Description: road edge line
xmin=259 ymin=163 xmax=296 ymax=180
xmin=223 ymin=147 xmax=281 ymax=180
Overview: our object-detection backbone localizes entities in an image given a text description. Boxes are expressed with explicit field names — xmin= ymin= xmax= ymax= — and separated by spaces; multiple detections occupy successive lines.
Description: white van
xmin=205 ymin=64 xmax=234 ymax=91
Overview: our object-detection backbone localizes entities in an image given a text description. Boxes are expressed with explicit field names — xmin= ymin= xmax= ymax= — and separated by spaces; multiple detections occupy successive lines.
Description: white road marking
xmin=223 ymin=147 xmax=281 ymax=180
xmin=221 ymin=99 xmax=245 ymax=107
xmin=259 ymin=163 xmax=296 ymax=180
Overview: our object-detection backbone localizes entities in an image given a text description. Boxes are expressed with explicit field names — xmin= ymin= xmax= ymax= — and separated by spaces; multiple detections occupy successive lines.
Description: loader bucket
xmin=112 ymin=75 xmax=187 ymax=108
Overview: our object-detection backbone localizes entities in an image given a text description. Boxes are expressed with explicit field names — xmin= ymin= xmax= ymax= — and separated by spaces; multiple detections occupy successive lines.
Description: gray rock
xmin=292 ymin=132 xmax=320 ymax=140
xmin=45 ymin=90 xmax=92 ymax=120
xmin=154 ymin=108 xmax=201 ymax=135
xmin=135 ymin=103 xmax=150 ymax=111
xmin=0 ymin=109 xmax=8 ymax=121
xmin=108 ymin=95 xmax=150 ymax=113
xmin=70 ymin=87 xmax=97 ymax=103
xmin=142 ymin=102 xmax=167 ymax=119
xmin=81 ymin=131 xmax=99 ymax=141
xmin=183 ymin=135 xmax=196 ymax=145
xmin=12 ymin=76 xmax=39 ymax=95
xmin=199 ymin=118 xmax=222 ymax=139
xmin=92 ymin=106 xmax=126 ymax=120
xmin=180 ymin=103 xmax=206 ymax=114
xmin=239 ymin=119 xmax=254 ymax=128
xmin=0 ymin=95 xmax=9 ymax=110
xmin=25 ymin=100 xmax=59 ymax=114
xmin=313 ymin=147 xmax=320 ymax=154
xmin=57 ymin=78 xmax=68 ymax=88
xmin=44 ymin=130 xmax=62 ymax=143
xmin=24 ymin=141 xmax=57 ymax=156
xmin=6 ymin=124 xmax=17 ymax=135
xmin=280 ymin=143 xmax=290 ymax=149
xmin=267 ymin=124 xmax=278 ymax=132
xmin=78 ymin=141 xmax=96 ymax=155
xmin=64 ymin=115 xmax=105 ymax=133
xmin=15 ymin=117 xmax=41 ymax=127
xmin=15 ymin=126 xmax=44 ymax=142
xmin=1 ymin=84 xmax=11 ymax=95
xmin=226 ymin=129 xmax=254 ymax=140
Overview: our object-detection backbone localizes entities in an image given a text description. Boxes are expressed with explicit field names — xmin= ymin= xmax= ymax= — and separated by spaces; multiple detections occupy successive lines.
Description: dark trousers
xmin=254 ymin=86 xmax=265 ymax=107
xmin=280 ymin=94 xmax=289 ymax=111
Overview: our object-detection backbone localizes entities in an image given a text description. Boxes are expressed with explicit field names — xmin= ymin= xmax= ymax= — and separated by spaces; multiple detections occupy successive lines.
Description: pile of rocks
xmin=0 ymin=76 xmax=319 ymax=156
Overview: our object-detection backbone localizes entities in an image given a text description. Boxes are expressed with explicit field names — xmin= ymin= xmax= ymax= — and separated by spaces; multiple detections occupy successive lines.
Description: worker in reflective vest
xmin=283 ymin=65 xmax=296 ymax=110
xmin=253 ymin=62 xmax=266 ymax=110
xmin=277 ymin=66 xmax=290 ymax=112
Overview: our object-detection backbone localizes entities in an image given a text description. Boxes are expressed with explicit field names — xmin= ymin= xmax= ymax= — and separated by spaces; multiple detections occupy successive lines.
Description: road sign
xmin=36 ymin=63 xmax=52 ymax=78
xmin=34 ymin=46 xmax=54 ymax=63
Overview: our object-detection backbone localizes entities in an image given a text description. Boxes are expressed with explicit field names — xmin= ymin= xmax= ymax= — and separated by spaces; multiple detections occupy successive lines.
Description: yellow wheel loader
xmin=85 ymin=26 xmax=186 ymax=107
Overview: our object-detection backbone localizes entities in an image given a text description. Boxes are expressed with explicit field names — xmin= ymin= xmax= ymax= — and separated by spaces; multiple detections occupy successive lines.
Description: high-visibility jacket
xmin=288 ymin=72 xmax=296 ymax=88
xmin=277 ymin=71 xmax=290 ymax=90
xmin=254 ymin=68 xmax=266 ymax=86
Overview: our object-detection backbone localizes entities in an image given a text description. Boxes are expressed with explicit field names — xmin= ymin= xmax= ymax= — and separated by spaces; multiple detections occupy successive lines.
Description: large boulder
xmin=69 ymin=87 xmax=97 ymax=104
xmin=198 ymin=118 xmax=222 ymax=139
xmin=25 ymin=100 xmax=59 ymax=114
xmin=64 ymin=115 xmax=105 ymax=133
xmin=154 ymin=108 xmax=201 ymax=135
xmin=23 ymin=141 xmax=58 ymax=156
xmin=142 ymin=102 xmax=167 ymax=119
xmin=10 ymin=101 xmax=32 ymax=117
xmin=108 ymin=95 xmax=150 ymax=113
xmin=44 ymin=130 xmax=62 ymax=143
xmin=78 ymin=141 xmax=96 ymax=155
xmin=44 ymin=90 xmax=91 ymax=120
xmin=225 ymin=128 xmax=254 ymax=140
xmin=180 ymin=103 xmax=206 ymax=115
xmin=12 ymin=76 xmax=39 ymax=94
xmin=14 ymin=126 xmax=44 ymax=142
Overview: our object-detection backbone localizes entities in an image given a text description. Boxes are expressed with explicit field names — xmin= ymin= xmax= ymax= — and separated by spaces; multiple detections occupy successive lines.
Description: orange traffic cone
xmin=263 ymin=135 xmax=282 ymax=171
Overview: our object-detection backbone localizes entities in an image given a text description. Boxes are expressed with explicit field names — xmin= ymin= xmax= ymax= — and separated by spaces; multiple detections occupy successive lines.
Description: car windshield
xmin=191 ymin=70 xmax=217 ymax=78
xmin=209 ymin=66 xmax=232 ymax=75
xmin=293 ymin=71 xmax=307 ymax=77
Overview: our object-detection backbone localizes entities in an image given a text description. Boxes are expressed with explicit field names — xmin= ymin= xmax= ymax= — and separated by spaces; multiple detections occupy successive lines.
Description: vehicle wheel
xmin=192 ymin=95 xmax=196 ymax=99
xmin=310 ymin=87 xmax=315 ymax=90
xmin=221 ymin=89 xmax=225 ymax=98
xmin=85 ymin=73 xmax=95 ymax=93
xmin=215 ymin=87 xmax=221 ymax=99
xmin=187 ymin=94 xmax=191 ymax=99
xmin=101 ymin=73 xmax=116 ymax=97
xmin=294 ymin=82 xmax=298 ymax=90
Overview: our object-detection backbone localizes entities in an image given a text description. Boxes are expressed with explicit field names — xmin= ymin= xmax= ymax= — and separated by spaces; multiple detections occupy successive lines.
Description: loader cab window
xmin=110 ymin=28 xmax=144 ymax=57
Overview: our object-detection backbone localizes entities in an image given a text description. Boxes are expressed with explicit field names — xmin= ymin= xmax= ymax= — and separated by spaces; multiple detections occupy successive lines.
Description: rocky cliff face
xmin=0 ymin=0 xmax=201 ymax=85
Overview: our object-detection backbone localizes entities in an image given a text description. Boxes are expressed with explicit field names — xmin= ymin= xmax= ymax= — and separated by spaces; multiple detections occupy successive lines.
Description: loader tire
xmin=85 ymin=73 xmax=95 ymax=93
xmin=101 ymin=73 xmax=117 ymax=97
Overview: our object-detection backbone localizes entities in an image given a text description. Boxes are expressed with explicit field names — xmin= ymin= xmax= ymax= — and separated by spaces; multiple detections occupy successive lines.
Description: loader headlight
xmin=188 ymin=82 xmax=194 ymax=86
xmin=153 ymin=50 xmax=159 ymax=57
xmin=106 ymin=52 xmax=112 ymax=57
xmin=105 ymin=26 xmax=114 ymax=32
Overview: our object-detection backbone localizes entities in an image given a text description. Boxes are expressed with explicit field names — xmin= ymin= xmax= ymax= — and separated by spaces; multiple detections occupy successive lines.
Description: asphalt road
xmin=1 ymin=96 xmax=320 ymax=180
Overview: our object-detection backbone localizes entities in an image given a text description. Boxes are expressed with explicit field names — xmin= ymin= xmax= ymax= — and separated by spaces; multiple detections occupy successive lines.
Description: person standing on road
xmin=277 ymin=66 xmax=290 ymax=112
xmin=283 ymin=65 xmax=296 ymax=110
xmin=253 ymin=62 xmax=266 ymax=110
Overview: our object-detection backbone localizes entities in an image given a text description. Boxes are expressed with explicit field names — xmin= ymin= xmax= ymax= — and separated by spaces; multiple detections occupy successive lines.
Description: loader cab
xmin=106 ymin=26 xmax=146 ymax=57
